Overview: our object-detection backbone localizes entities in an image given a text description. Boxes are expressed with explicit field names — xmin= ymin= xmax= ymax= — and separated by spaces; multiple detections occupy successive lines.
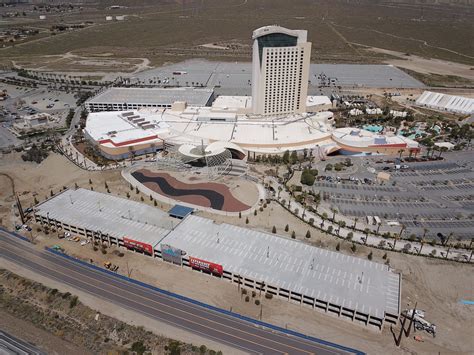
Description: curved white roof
xmin=252 ymin=25 xmax=307 ymax=42
xmin=332 ymin=127 xmax=418 ymax=149
xmin=178 ymin=143 xmax=226 ymax=158
xmin=416 ymin=91 xmax=473 ymax=115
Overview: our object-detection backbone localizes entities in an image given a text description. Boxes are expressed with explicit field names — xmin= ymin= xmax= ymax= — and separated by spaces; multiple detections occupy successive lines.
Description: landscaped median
xmin=268 ymin=177 xmax=473 ymax=264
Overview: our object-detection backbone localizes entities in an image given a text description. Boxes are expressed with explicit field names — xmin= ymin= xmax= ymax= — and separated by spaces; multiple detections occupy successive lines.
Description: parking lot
xmin=132 ymin=59 xmax=424 ymax=96
xmin=0 ymin=83 xmax=77 ymax=149
xmin=312 ymin=151 xmax=474 ymax=240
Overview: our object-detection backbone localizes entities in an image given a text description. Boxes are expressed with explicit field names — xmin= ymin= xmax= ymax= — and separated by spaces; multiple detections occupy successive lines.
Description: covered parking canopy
xmin=168 ymin=204 xmax=194 ymax=219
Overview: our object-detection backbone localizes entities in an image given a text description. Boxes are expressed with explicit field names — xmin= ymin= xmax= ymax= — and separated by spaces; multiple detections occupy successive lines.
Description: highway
xmin=0 ymin=330 xmax=45 ymax=355
xmin=0 ymin=230 xmax=363 ymax=355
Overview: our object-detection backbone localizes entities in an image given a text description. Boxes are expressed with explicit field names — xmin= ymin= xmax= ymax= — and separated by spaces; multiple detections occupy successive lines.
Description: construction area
xmin=33 ymin=188 xmax=401 ymax=329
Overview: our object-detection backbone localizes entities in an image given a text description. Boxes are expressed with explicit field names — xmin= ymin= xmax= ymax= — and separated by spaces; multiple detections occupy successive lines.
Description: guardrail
xmin=45 ymin=247 xmax=364 ymax=355
xmin=0 ymin=226 xmax=30 ymax=243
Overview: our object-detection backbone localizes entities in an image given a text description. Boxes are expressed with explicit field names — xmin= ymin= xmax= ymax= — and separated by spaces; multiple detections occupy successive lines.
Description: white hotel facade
xmin=251 ymin=26 xmax=311 ymax=116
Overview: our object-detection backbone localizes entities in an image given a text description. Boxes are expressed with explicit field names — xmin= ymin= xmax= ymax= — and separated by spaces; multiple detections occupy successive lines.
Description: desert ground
xmin=0 ymin=151 xmax=473 ymax=354
xmin=1 ymin=0 xmax=472 ymax=77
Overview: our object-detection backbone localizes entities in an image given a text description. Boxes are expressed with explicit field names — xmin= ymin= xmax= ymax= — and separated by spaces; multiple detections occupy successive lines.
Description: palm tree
xmin=331 ymin=208 xmax=338 ymax=222
xmin=363 ymin=228 xmax=370 ymax=245
xmin=393 ymin=234 xmax=399 ymax=250
xmin=394 ymin=224 xmax=405 ymax=250
xmin=347 ymin=232 xmax=354 ymax=241
xmin=418 ymin=236 xmax=425 ymax=256
xmin=353 ymin=217 xmax=358 ymax=230
xmin=444 ymin=232 xmax=453 ymax=246
xmin=301 ymin=191 xmax=308 ymax=218
xmin=376 ymin=222 xmax=382 ymax=234
xmin=337 ymin=220 xmax=346 ymax=236
xmin=314 ymin=200 xmax=320 ymax=214
xmin=277 ymin=186 xmax=282 ymax=200
xmin=445 ymin=242 xmax=452 ymax=259
xmin=438 ymin=146 xmax=448 ymax=159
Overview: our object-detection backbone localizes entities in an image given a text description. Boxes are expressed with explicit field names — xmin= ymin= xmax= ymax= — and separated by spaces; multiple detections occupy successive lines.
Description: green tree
xmin=305 ymin=230 xmax=311 ymax=239
xmin=285 ymin=224 xmax=289 ymax=232
xmin=272 ymin=226 xmax=277 ymax=234
xmin=290 ymin=151 xmax=298 ymax=164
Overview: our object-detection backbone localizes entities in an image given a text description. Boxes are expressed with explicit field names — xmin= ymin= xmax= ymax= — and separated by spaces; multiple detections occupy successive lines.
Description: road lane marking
xmin=0 ymin=250 xmax=269 ymax=355
xmin=0 ymin=233 xmax=353 ymax=355
xmin=0 ymin=240 xmax=306 ymax=355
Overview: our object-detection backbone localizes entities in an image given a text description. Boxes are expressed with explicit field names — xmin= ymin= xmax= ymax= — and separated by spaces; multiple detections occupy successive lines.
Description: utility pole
xmin=15 ymin=193 xmax=25 ymax=225
xmin=405 ymin=301 xmax=418 ymax=337
xmin=126 ymin=261 xmax=133 ymax=278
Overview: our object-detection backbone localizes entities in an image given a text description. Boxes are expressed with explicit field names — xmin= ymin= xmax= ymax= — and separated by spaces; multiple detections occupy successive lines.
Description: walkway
xmin=266 ymin=177 xmax=472 ymax=263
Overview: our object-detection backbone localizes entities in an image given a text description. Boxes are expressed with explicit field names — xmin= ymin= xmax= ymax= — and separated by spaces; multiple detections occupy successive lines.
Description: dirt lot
xmin=0 ymin=152 xmax=473 ymax=354
xmin=1 ymin=0 xmax=472 ymax=71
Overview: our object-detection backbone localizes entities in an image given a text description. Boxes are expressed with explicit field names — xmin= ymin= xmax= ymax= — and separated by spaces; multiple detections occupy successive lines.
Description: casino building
xmin=251 ymin=26 xmax=311 ymax=116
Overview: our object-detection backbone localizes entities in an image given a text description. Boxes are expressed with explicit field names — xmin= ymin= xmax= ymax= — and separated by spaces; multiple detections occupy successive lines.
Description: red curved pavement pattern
xmin=134 ymin=170 xmax=251 ymax=212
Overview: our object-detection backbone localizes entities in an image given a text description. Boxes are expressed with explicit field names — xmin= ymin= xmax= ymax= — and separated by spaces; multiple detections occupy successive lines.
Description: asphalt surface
xmin=311 ymin=152 xmax=474 ymax=239
xmin=0 ymin=230 xmax=363 ymax=355
xmin=0 ymin=330 xmax=46 ymax=355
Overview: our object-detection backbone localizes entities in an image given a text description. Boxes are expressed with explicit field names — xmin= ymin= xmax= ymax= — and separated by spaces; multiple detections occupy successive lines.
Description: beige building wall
xmin=251 ymin=26 xmax=311 ymax=116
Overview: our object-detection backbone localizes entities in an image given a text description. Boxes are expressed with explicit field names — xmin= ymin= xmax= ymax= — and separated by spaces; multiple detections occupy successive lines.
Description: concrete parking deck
xmin=161 ymin=215 xmax=401 ymax=328
xmin=33 ymin=188 xmax=401 ymax=328
xmin=34 ymin=188 xmax=175 ymax=247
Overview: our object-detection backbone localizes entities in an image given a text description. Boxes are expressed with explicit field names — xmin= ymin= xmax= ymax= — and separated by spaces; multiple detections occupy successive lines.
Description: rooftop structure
xmin=416 ymin=91 xmax=474 ymax=115
xmin=13 ymin=113 xmax=55 ymax=134
xmin=85 ymin=87 xmax=215 ymax=112
xmin=34 ymin=188 xmax=175 ymax=248
xmin=84 ymin=108 xmax=335 ymax=159
xmin=161 ymin=215 xmax=401 ymax=328
xmin=252 ymin=26 xmax=311 ymax=115
xmin=331 ymin=127 xmax=419 ymax=155
xmin=211 ymin=95 xmax=331 ymax=114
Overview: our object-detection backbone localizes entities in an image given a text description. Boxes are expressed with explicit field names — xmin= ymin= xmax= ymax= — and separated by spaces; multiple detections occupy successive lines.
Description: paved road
xmin=0 ymin=231 xmax=363 ymax=355
xmin=0 ymin=330 xmax=45 ymax=355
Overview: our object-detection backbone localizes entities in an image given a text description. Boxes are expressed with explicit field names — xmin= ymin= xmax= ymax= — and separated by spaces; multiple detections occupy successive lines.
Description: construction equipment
xmin=103 ymin=261 xmax=112 ymax=269
xmin=405 ymin=309 xmax=436 ymax=337
xmin=414 ymin=316 xmax=436 ymax=337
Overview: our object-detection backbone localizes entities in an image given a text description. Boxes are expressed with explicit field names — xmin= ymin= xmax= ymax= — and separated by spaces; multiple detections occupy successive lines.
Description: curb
xmin=45 ymin=247 xmax=364 ymax=355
